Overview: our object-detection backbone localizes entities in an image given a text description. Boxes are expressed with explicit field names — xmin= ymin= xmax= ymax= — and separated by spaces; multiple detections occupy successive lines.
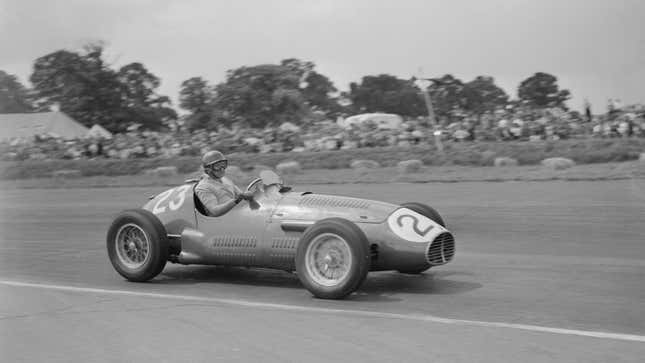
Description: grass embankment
xmin=1 ymin=138 xmax=644 ymax=180
xmin=2 ymin=162 xmax=644 ymax=189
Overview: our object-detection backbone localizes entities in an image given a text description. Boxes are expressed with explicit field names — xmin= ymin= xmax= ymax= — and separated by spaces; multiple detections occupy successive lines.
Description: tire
xmin=401 ymin=202 xmax=446 ymax=227
xmin=295 ymin=218 xmax=370 ymax=299
xmin=398 ymin=202 xmax=446 ymax=274
xmin=107 ymin=209 xmax=169 ymax=282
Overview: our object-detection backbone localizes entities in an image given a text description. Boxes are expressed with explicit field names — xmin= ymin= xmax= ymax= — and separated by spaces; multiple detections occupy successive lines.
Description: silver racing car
xmin=107 ymin=171 xmax=455 ymax=299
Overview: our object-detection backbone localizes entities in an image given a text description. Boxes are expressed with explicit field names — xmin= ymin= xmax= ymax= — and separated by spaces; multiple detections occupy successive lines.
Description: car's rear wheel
xmin=296 ymin=218 xmax=370 ymax=299
xmin=107 ymin=209 xmax=168 ymax=282
xmin=398 ymin=202 xmax=446 ymax=275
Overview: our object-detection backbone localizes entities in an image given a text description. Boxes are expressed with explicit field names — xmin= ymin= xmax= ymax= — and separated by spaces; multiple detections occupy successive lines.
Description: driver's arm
xmin=195 ymin=188 xmax=241 ymax=217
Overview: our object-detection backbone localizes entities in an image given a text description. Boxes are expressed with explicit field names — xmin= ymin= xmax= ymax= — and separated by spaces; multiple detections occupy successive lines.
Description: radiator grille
xmin=426 ymin=232 xmax=455 ymax=265
xmin=299 ymin=195 xmax=370 ymax=209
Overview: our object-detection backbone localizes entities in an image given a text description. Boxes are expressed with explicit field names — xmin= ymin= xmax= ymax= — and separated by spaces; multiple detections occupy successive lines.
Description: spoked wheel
xmin=304 ymin=233 xmax=353 ymax=287
xmin=107 ymin=209 xmax=168 ymax=282
xmin=296 ymin=218 xmax=370 ymax=299
xmin=115 ymin=223 xmax=151 ymax=269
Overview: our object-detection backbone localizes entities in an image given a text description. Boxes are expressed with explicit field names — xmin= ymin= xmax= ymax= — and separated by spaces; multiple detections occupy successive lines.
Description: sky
xmin=1 ymin=0 xmax=644 ymax=112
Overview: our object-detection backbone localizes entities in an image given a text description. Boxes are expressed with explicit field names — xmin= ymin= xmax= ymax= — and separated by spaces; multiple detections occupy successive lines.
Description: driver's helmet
xmin=202 ymin=150 xmax=228 ymax=171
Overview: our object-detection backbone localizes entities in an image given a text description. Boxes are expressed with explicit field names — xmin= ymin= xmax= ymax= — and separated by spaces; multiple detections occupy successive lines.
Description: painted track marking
xmin=1 ymin=279 xmax=644 ymax=343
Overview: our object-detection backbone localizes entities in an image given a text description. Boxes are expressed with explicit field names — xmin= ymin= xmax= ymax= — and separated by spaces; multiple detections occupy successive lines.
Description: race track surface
xmin=1 ymin=180 xmax=645 ymax=362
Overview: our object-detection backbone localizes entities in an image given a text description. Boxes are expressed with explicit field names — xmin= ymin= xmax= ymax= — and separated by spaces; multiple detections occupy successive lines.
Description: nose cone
xmin=426 ymin=232 xmax=455 ymax=265
xmin=387 ymin=208 xmax=448 ymax=243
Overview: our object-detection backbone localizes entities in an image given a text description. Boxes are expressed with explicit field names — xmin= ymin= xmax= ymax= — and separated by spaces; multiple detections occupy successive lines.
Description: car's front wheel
xmin=107 ymin=209 xmax=168 ymax=282
xmin=401 ymin=202 xmax=445 ymax=227
xmin=295 ymin=218 xmax=370 ymax=299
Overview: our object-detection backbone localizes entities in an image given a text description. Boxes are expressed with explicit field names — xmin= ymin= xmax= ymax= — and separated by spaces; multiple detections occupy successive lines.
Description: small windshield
xmin=260 ymin=170 xmax=283 ymax=186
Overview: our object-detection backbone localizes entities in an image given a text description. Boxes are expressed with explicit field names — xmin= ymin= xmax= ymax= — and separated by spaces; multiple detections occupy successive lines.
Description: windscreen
xmin=260 ymin=170 xmax=282 ymax=186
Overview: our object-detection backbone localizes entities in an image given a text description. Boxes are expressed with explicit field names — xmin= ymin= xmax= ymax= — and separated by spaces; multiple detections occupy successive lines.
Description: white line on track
xmin=1 ymin=279 xmax=644 ymax=343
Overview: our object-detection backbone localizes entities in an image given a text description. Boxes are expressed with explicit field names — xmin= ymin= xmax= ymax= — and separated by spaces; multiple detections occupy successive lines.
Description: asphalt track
xmin=1 ymin=180 xmax=644 ymax=362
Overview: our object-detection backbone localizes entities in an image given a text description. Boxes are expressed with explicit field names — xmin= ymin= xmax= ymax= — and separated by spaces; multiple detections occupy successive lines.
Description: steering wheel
xmin=246 ymin=178 xmax=263 ymax=192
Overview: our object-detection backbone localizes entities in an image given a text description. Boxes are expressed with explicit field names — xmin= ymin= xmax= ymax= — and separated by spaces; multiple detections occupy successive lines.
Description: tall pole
xmin=414 ymin=77 xmax=443 ymax=154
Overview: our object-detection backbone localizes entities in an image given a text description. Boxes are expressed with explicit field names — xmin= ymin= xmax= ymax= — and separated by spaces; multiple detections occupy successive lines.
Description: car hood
xmin=272 ymin=192 xmax=399 ymax=224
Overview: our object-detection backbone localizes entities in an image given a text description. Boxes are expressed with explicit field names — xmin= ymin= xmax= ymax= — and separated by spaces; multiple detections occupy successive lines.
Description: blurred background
xmin=0 ymin=0 xmax=644 ymax=167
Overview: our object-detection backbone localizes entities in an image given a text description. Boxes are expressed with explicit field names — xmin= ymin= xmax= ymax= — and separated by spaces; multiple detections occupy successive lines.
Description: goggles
xmin=206 ymin=160 xmax=228 ymax=172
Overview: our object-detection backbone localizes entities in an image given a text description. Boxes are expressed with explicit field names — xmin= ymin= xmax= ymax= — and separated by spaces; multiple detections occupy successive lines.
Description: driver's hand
xmin=239 ymin=191 xmax=254 ymax=200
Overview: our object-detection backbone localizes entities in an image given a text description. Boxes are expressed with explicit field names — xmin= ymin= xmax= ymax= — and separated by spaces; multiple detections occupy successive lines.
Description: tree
xmin=0 ymin=70 xmax=34 ymax=113
xmin=30 ymin=46 xmax=123 ymax=130
xmin=30 ymin=44 xmax=175 ymax=132
xmin=116 ymin=62 xmax=177 ymax=130
xmin=463 ymin=76 xmax=509 ymax=114
xmin=518 ymin=72 xmax=570 ymax=109
xmin=426 ymin=74 xmax=467 ymax=121
xmin=179 ymin=77 xmax=216 ymax=130
xmin=348 ymin=74 xmax=426 ymax=116
xmin=280 ymin=58 xmax=340 ymax=115
xmin=211 ymin=63 xmax=310 ymax=128
xmin=179 ymin=77 xmax=214 ymax=113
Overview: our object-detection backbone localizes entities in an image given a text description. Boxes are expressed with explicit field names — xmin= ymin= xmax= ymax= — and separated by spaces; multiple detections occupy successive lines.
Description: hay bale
xmin=350 ymin=159 xmax=380 ymax=169
xmin=493 ymin=157 xmax=518 ymax=167
xmin=276 ymin=161 xmax=302 ymax=174
xmin=154 ymin=166 xmax=178 ymax=177
xmin=52 ymin=169 xmax=82 ymax=178
xmin=481 ymin=150 xmax=496 ymax=165
xmin=397 ymin=140 xmax=411 ymax=148
xmin=144 ymin=166 xmax=178 ymax=177
xmin=253 ymin=164 xmax=273 ymax=172
xmin=541 ymin=157 xmax=576 ymax=170
xmin=397 ymin=159 xmax=423 ymax=173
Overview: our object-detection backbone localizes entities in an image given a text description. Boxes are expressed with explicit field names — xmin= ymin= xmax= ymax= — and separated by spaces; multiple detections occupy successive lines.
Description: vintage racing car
xmin=107 ymin=171 xmax=455 ymax=299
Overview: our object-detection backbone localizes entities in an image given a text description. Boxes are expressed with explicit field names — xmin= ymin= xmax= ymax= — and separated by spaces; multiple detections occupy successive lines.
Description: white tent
xmin=86 ymin=124 xmax=113 ymax=139
xmin=339 ymin=113 xmax=403 ymax=130
xmin=0 ymin=112 xmax=89 ymax=140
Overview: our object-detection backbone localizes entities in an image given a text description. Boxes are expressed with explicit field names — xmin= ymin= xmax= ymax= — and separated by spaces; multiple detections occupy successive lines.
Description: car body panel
xmin=139 ymin=173 xmax=455 ymax=272
xmin=273 ymin=193 xmax=398 ymax=224
xmin=142 ymin=184 xmax=196 ymax=236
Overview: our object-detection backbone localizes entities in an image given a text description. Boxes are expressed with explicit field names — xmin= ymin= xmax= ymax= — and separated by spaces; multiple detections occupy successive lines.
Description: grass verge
xmin=2 ymin=161 xmax=644 ymax=189
xmin=1 ymin=138 xmax=644 ymax=180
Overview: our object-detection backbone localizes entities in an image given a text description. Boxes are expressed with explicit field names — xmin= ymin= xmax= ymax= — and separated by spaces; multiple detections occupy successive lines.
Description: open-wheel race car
xmin=107 ymin=171 xmax=455 ymax=299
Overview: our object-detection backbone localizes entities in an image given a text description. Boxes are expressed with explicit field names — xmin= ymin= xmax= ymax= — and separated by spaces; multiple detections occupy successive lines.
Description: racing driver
xmin=195 ymin=150 xmax=254 ymax=217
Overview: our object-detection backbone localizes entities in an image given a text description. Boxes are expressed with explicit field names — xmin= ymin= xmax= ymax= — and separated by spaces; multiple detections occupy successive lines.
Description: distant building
xmin=87 ymin=124 xmax=113 ymax=139
xmin=0 ymin=112 xmax=89 ymax=140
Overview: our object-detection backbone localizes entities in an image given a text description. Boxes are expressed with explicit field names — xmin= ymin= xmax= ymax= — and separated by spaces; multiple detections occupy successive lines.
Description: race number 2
xmin=396 ymin=214 xmax=434 ymax=237
xmin=152 ymin=185 xmax=191 ymax=214
xmin=387 ymin=208 xmax=443 ymax=243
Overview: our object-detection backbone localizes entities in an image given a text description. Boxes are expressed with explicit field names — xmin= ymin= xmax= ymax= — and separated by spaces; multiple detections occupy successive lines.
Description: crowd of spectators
xmin=2 ymin=104 xmax=644 ymax=161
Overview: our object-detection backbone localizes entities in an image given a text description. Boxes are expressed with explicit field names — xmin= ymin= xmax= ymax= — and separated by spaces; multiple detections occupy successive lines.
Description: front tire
xmin=295 ymin=218 xmax=370 ymax=299
xmin=401 ymin=202 xmax=446 ymax=227
xmin=107 ymin=209 xmax=168 ymax=282
xmin=398 ymin=202 xmax=446 ymax=274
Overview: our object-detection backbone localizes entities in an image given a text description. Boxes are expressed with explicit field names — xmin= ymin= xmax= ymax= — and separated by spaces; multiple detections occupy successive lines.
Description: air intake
xmin=299 ymin=195 xmax=370 ymax=209
xmin=426 ymin=232 xmax=455 ymax=265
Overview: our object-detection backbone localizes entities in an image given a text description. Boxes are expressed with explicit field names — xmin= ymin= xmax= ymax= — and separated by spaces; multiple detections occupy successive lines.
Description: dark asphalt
xmin=1 ymin=180 xmax=644 ymax=362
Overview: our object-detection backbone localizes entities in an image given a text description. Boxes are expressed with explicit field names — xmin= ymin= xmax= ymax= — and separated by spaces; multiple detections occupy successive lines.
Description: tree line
xmin=0 ymin=43 xmax=571 ymax=133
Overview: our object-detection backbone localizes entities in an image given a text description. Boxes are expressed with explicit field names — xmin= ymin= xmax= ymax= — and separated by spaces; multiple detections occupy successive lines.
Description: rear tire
xmin=107 ymin=209 xmax=168 ymax=282
xmin=295 ymin=218 xmax=370 ymax=299
xmin=398 ymin=202 xmax=446 ymax=274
